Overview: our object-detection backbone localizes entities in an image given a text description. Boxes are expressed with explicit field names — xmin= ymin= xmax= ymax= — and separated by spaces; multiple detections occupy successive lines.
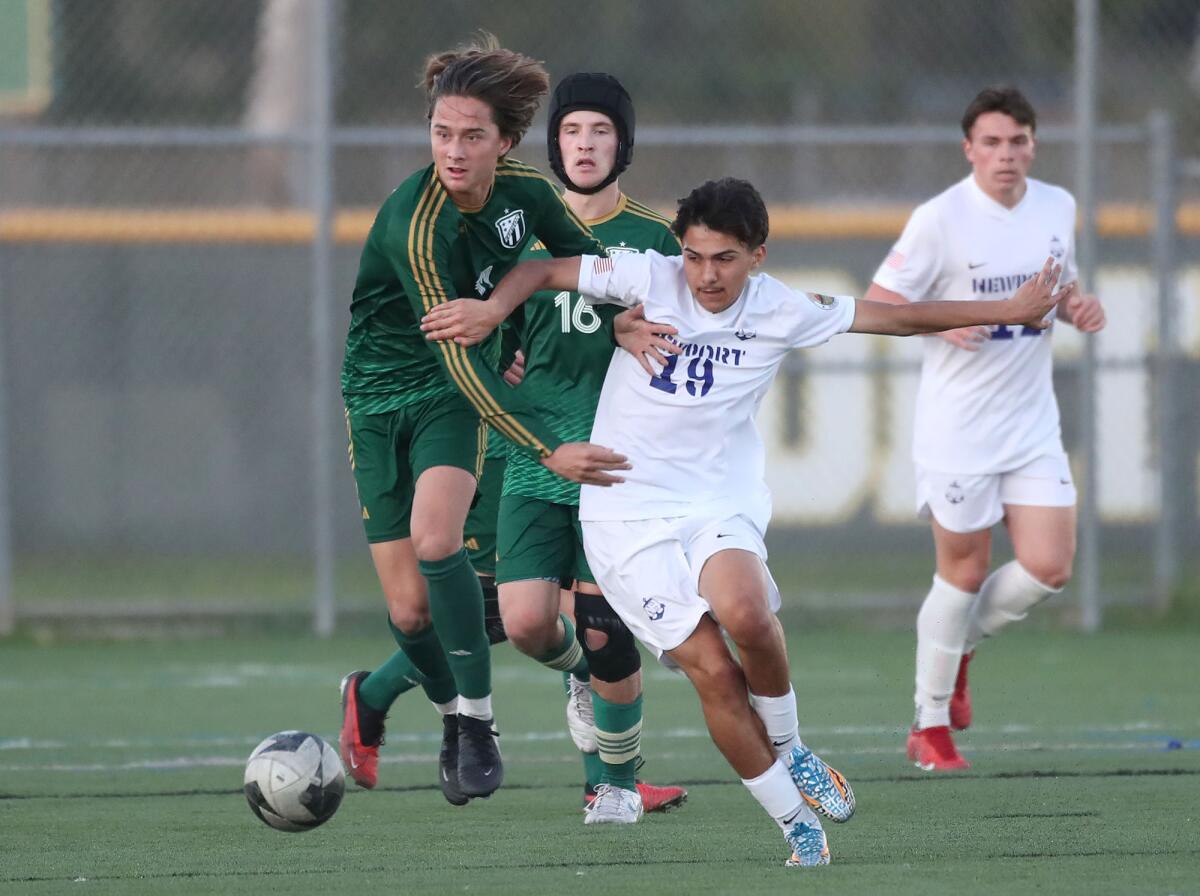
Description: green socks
xmin=361 ymin=616 xmax=458 ymax=711
xmin=420 ymin=548 xmax=492 ymax=700
xmin=593 ymin=691 xmax=642 ymax=790
xmin=386 ymin=617 xmax=459 ymax=707
xmin=582 ymin=750 xmax=606 ymax=790
xmin=536 ymin=614 xmax=589 ymax=678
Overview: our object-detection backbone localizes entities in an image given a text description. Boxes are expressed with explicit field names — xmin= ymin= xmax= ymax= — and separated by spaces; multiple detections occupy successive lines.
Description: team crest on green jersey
xmin=606 ymin=244 xmax=638 ymax=257
xmin=495 ymin=209 xmax=526 ymax=248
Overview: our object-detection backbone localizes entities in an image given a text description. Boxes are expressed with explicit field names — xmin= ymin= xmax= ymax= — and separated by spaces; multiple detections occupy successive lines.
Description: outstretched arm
xmin=851 ymin=257 xmax=1073 ymax=336
xmin=863 ymin=282 xmax=991 ymax=351
xmin=421 ymin=257 xmax=583 ymax=346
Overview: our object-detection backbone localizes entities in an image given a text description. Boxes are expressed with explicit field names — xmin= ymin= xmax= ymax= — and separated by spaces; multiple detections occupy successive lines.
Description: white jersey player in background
xmin=421 ymin=177 xmax=1074 ymax=867
xmin=865 ymin=86 xmax=1107 ymax=771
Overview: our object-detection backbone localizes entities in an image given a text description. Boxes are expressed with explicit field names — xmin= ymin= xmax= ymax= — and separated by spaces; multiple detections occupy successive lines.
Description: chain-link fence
xmin=1 ymin=0 xmax=1197 ymax=633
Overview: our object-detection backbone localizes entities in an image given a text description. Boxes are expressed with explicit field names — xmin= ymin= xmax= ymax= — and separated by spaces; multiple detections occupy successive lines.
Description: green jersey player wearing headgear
xmin=336 ymin=35 xmax=631 ymax=805
xmin=498 ymin=72 xmax=688 ymax=822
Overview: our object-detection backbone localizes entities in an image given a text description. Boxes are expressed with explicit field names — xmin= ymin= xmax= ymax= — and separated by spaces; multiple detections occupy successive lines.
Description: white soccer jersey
xmin=872 ymin=175 xmax=1079 ymax=475
xmin=575 ymin=251 xmax=856 ymax=523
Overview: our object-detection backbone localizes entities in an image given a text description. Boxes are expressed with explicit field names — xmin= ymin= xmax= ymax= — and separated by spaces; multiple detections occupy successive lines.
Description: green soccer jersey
xmin=502 ymin=194 xmax=680 ymax=503
xmin=341 ymin=157 xmax=603 ymax=460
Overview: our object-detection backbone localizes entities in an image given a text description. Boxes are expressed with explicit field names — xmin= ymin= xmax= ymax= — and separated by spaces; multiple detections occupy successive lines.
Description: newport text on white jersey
xmin=576 ymin=251 xmax=856 ymax=523
xmin=872 ymin=176 xmax=1078 ymax=474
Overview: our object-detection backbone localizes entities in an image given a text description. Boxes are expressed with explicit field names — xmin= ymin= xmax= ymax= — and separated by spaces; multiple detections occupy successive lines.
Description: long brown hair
xmin=422 ymin=33 xmax=549 ymax=149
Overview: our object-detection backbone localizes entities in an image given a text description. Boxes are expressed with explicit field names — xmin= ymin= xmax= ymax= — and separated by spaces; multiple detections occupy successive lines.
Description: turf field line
xmin=996 ymin=848 xmax=1200 ymax=860
xmin=2 ymin=765 xmax=1196 ymax=802
xmin=2 ymin=719 xmax=1193 ymax=751
xmin=7 ymin=845 xmax=1200 ymax=885
xmin=0 ymin=737 xmax=1194 ymax=774
xmin=982 ymin=810 xmax=1099 ymax=818
xmin=0 ymin=780 xmax=593 ymax=801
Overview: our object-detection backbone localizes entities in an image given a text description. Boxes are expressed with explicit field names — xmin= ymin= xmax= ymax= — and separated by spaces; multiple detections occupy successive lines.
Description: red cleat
xmin=634 ymin=781 xmax=688 ymax=812
xmin=907 ymin=725 xmax=970 ymax=771
xmin=339 ymin=670 xmax=386 ymax=789
xmin=950 ymin=650 xmax=974 ymax=731
xmin=584 ymin=780 xmax=688 ymax=812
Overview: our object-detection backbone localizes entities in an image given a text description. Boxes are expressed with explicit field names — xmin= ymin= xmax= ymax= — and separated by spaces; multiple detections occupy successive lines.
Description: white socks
xmin=433 ymin=699 xmax=458 ymax=716
xmin=457 ymin=695 xmax=493 ymax=721
xmin=742 ymin=758 xmax=819 ymax=831
xmin=964 ymin=560 xmax=1060 ymax=653
xmin=914 ymin=575 xmax=977 ymax=729
xmin=750 ymin=687 xmax=803 ymax=757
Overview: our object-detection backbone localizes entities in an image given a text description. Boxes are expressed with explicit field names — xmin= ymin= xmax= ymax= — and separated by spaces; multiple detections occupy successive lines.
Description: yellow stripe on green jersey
xmin=341 ymin=160 xmax=602 ymax=462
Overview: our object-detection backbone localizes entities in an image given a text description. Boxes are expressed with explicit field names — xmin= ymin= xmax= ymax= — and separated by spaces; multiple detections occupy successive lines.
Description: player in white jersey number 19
xmin=866 ymin=86 xmax=1107 ymax=771
xmin=422 ymin=176 xmax=1074 ymax=866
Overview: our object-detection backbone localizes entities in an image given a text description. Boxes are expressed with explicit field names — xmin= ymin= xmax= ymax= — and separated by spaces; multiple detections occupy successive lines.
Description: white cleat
xmin=565 ymin=674 xmax=598 ymax=754
xmin=583 ymin=783 xmax=644 ymax=825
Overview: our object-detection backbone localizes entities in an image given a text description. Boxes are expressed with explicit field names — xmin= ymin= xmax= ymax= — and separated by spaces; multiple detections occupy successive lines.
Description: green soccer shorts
xmin=495 ymin=495 xmax=595 ymax=586
xmin=464 ymin=456 xmax=505 ymax=576
xmin=346 ymin=394 xmax=485 ymax=543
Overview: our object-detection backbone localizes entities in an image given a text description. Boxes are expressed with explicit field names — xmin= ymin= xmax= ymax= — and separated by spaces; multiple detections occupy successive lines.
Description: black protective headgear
xmin=547 ymin=72 xmax=635 ymax=195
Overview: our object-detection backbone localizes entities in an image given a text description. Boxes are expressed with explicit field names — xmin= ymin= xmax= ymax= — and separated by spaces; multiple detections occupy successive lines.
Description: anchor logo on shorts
xmin=642 ymin=598 xmax=666 ymax=621
xmin=945 ymin=481 xmax=965 ymax=505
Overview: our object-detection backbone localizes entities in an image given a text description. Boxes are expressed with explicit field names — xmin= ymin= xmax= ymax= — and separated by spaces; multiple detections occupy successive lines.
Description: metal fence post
xmin=1075 ymin=0 xmax=1101 ymax=632
xmin=1149 ymin=109 xmax=1178 ymax=613
xmin=0 ymin=262 xmax=13 ymax=636
xmin=310 ymin=0 xmax=336 ymax=636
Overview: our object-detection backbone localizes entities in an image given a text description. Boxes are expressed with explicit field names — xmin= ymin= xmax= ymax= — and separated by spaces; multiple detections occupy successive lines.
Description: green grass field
xmin=2 ymin=623 xmax=1198 ymax=895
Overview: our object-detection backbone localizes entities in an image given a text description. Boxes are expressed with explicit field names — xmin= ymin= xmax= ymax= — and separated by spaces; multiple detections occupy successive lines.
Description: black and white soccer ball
xmin=243 ymin=731 xmax=345 ymax=832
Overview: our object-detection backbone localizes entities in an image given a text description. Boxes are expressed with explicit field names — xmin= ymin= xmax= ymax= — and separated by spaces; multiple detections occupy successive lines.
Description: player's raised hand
xmin=421 ymin=298 xmax=503 ymax=346
xmin=502 ymin=349 xmax=526 ymax=386
xmin=541 ymin=442 xmax=631 ymax=486
xmin=1008 ymin=256 xmax=1065 ymax=330
xmin=614 ymin=305 xmax=682 ymax=375
xmin=1064 ymin=291 xmax=1106 ymax=333
xmin=938 ymin=325 xmax=991 ymax=351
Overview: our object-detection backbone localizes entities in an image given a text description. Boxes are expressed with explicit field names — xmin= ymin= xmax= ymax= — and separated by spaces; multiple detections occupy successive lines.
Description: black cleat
xmin=456 ymin=714 xmax=503 ymax=798
xmin=439 ymin=714 xmax=469 ymax=806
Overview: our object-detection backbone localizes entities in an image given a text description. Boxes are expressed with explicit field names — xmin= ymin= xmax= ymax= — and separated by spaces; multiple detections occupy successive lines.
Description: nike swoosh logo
xmin=716 ymin=533 xmax=733 ymax=538
xmin=483 ymin=768 xmax=495 ymax=777
xmin=772 ymin=739 xmax=791 ymax=747
xmin=349 ymin=756 xmax=360 ymax=769
xmin=968 ymin=262 xmax=986 ymax=269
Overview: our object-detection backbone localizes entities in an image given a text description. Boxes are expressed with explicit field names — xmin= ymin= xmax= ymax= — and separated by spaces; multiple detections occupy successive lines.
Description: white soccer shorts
xmin=916 ymin=452 xmax=1078 ymax=534
xmin=581 ymin=512 xmax=781 ymax=664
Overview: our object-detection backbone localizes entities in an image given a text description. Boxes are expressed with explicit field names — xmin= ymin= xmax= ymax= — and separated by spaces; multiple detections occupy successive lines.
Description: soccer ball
xmin=243 ymin=731 xmax=345 ymax=832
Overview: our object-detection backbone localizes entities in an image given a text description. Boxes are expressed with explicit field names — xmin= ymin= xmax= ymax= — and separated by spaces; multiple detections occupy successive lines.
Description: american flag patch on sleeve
xmin=885 ymin=249 xmax=906 ymax=270
xmin=593 ymin=256 xmax=614 ymax=274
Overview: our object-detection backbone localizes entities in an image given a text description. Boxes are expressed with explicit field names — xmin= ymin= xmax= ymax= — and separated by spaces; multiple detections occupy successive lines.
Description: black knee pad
xmin=574 ymin=591 xmax=640 ymax=683
xmin=478 ymin=575 xmax=508 ymax=646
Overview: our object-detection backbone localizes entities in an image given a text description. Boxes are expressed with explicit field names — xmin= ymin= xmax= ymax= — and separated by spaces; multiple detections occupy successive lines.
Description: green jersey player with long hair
xmin=337 ymin=34 xmax=627 ymax=804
